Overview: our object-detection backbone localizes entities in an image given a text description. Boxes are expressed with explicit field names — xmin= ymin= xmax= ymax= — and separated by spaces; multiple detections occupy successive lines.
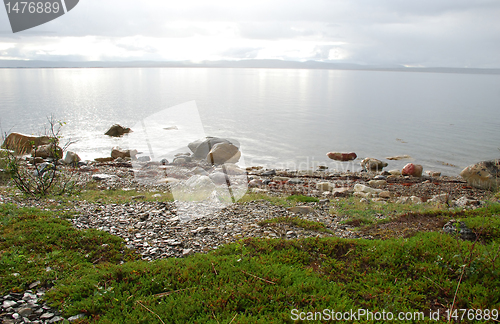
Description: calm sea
xmin=1 ymin=67 xmax=499 ymax=175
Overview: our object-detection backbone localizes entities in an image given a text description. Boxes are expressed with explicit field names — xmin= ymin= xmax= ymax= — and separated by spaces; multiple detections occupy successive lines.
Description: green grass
xmin=61 ymin=188 xmax=175 ymax=205
xmin=0 ymin=204 xmax=138 ymax=293
xmin=1 ymin=201 xmax=500 ymax=323
xmin=258 ymin=217 xmax=334 ymax=235
xmin=333 ymin=196 xmax=442 ymax=227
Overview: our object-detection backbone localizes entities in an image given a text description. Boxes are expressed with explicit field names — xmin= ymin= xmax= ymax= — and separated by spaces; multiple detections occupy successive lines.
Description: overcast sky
xmin=1 ymin=0 xmax=499 ymax=67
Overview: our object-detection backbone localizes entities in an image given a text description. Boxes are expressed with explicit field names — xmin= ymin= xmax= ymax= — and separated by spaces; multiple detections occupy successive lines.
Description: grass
xmin=1 ymin=198 xmax=500 ymax=323
xmin=333 ymin=196 xmax=442 ymax=227
xmin=257 ymin=217 xmax=334 ymax=235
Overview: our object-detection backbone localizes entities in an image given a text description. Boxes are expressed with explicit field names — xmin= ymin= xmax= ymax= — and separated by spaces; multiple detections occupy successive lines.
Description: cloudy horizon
xmin=1 ymin=0 xmax=500 ymax=68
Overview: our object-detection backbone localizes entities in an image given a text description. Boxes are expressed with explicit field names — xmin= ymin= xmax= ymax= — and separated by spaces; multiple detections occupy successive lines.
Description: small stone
xmin=40 ymin=313 xmax=55 ymax=319
xmin=287 ymin=178 xmax=303 ymax=185
xmin=18 ymin=307 xmax=33 ymax=316
xmin=28 ymin=281 xmax=41 ymax=289
xmin=410 ymin=196 xmax=422 ymax=204
xmin=426 ymin=171 xmax=441 ymax=177
xmin=48 ymin=315 xmax=64 ymax=323
xmin=3 ymin=300 xmax=17 ymax=308
xmin=287 ymin=206 xmax=314 ymax=214
xmin=182 ymin=249 xmax=193 ymax=256
xmin=385 ymin=155 xmax=411 ymax=160
xmin=67 ymin=314 xmax=86 ymax=322
xmin=261 ymin=170 xmax=276 ymax=176
xmin=316 ymin=182 xmax=332 ymax=192
xmin=378 ymin=191 xmax=391 ymax=198
xmin=368 ymin=180 xmax=387 ymax=187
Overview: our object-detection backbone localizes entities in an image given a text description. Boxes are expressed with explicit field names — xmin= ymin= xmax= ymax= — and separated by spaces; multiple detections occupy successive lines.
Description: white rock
xmin=63 ymin=151 xmax=81 ymax=165
xmin=410 ymin=196 xmax=422 ymax=204
xmin=353 ymin=184 xmax=382 ymax=195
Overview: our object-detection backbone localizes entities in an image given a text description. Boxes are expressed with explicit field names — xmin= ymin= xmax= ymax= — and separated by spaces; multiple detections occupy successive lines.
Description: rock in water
xmin=207 ymin=142 xmax=241 ymax=165
xmin=386 ymin=155 xmax=411 ymax=160
xmin=2 ymin=132 xmax=51 ymax=154
xmin=111 ymin=147 xmax=137 ymax=159
xmin=401 ymin=163 xmax=423 ymax=177
xmin=105 ymin=124 xmax=132 ymax=137
xmin=460 ymin=160 xmax=500 ymax=190
xmin=188 ymin=137 xmax=240 ymax=160
xmin=360 ymin=158 xmax=388 ymax=171
xmin=326 ymin=152 xmax=357 ymax=161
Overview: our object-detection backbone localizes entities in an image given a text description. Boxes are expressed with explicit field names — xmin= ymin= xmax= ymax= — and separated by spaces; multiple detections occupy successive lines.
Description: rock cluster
xmin=0 ymin=285 xmax=84 ymax=323
xmin=71 ymin=200 xmax=364 ymax=261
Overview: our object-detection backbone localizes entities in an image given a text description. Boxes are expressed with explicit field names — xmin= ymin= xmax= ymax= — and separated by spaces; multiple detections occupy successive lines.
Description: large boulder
xmin=188 ymin=137 xmax=240 ymax=160
xmin=105 ymin=124 xmax=132 ymax=137
xmin=111 ymin=147 xmax=137 ymax=159
xmin=326 ymin=152 xmax=357 ymax=161
xmin=207 ymin=142 xmax=241 ymax=164
xmin=2 ymin=133 xmax=51 ymax=154
xmin=460 ymin=160 xmax=500 ymax=190
xmin=401 ymin=163 xmax=423 ymax=177
xmin=31 ymin=144 xmax=63 ymax=159
xmin=360 ymin=158 xmax=388 ymax=171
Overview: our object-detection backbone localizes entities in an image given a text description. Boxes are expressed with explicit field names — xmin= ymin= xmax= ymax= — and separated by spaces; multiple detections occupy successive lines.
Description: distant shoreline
xmin=1 ymin=59 xmax=500 ymax=75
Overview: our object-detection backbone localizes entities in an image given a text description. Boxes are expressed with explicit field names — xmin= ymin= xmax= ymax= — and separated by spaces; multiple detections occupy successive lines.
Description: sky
xmin=1 ymin=0 xmax=500 ymax=68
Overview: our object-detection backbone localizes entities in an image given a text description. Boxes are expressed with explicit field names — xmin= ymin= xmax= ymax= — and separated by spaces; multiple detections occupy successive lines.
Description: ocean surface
xmin=1 ymin=67 xmax=499 ymax=176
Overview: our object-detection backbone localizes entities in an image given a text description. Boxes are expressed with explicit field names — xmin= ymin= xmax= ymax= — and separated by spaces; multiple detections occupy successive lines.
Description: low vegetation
xmin=1 ymin=202 xmax=499 ymax=323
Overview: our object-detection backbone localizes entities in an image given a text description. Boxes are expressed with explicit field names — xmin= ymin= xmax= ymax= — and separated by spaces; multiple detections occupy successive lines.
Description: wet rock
xmin=361 ymin=158 xmax=388 ymax=171
xmin=111 ymin=147 xmax=137 ymax=159
xmin=460 ymin=160 xmax=500 ymax=190
xmin=105 ymin=124 xmax=132 ymax=137
xmin=402 ymin=163 xmax=423 ymax=177
xmin=386 ymin=155 xmax=411 ymax=160
xmin=188 ymin=137 xmax=239 ymax=160
xmin=207 ymin=143 xmax=241 ymax=165
xmin=326 ymin=152 xmax=357 ymax=161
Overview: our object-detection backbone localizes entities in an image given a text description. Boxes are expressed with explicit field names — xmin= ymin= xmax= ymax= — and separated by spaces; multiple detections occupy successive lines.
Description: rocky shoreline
xmin=1 ymin=157 xmax=498 ymax=323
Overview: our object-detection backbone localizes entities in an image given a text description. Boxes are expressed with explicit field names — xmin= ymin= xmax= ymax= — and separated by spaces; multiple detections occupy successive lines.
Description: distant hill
xmin=1 ymin=59 xmax=499 ymax=74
